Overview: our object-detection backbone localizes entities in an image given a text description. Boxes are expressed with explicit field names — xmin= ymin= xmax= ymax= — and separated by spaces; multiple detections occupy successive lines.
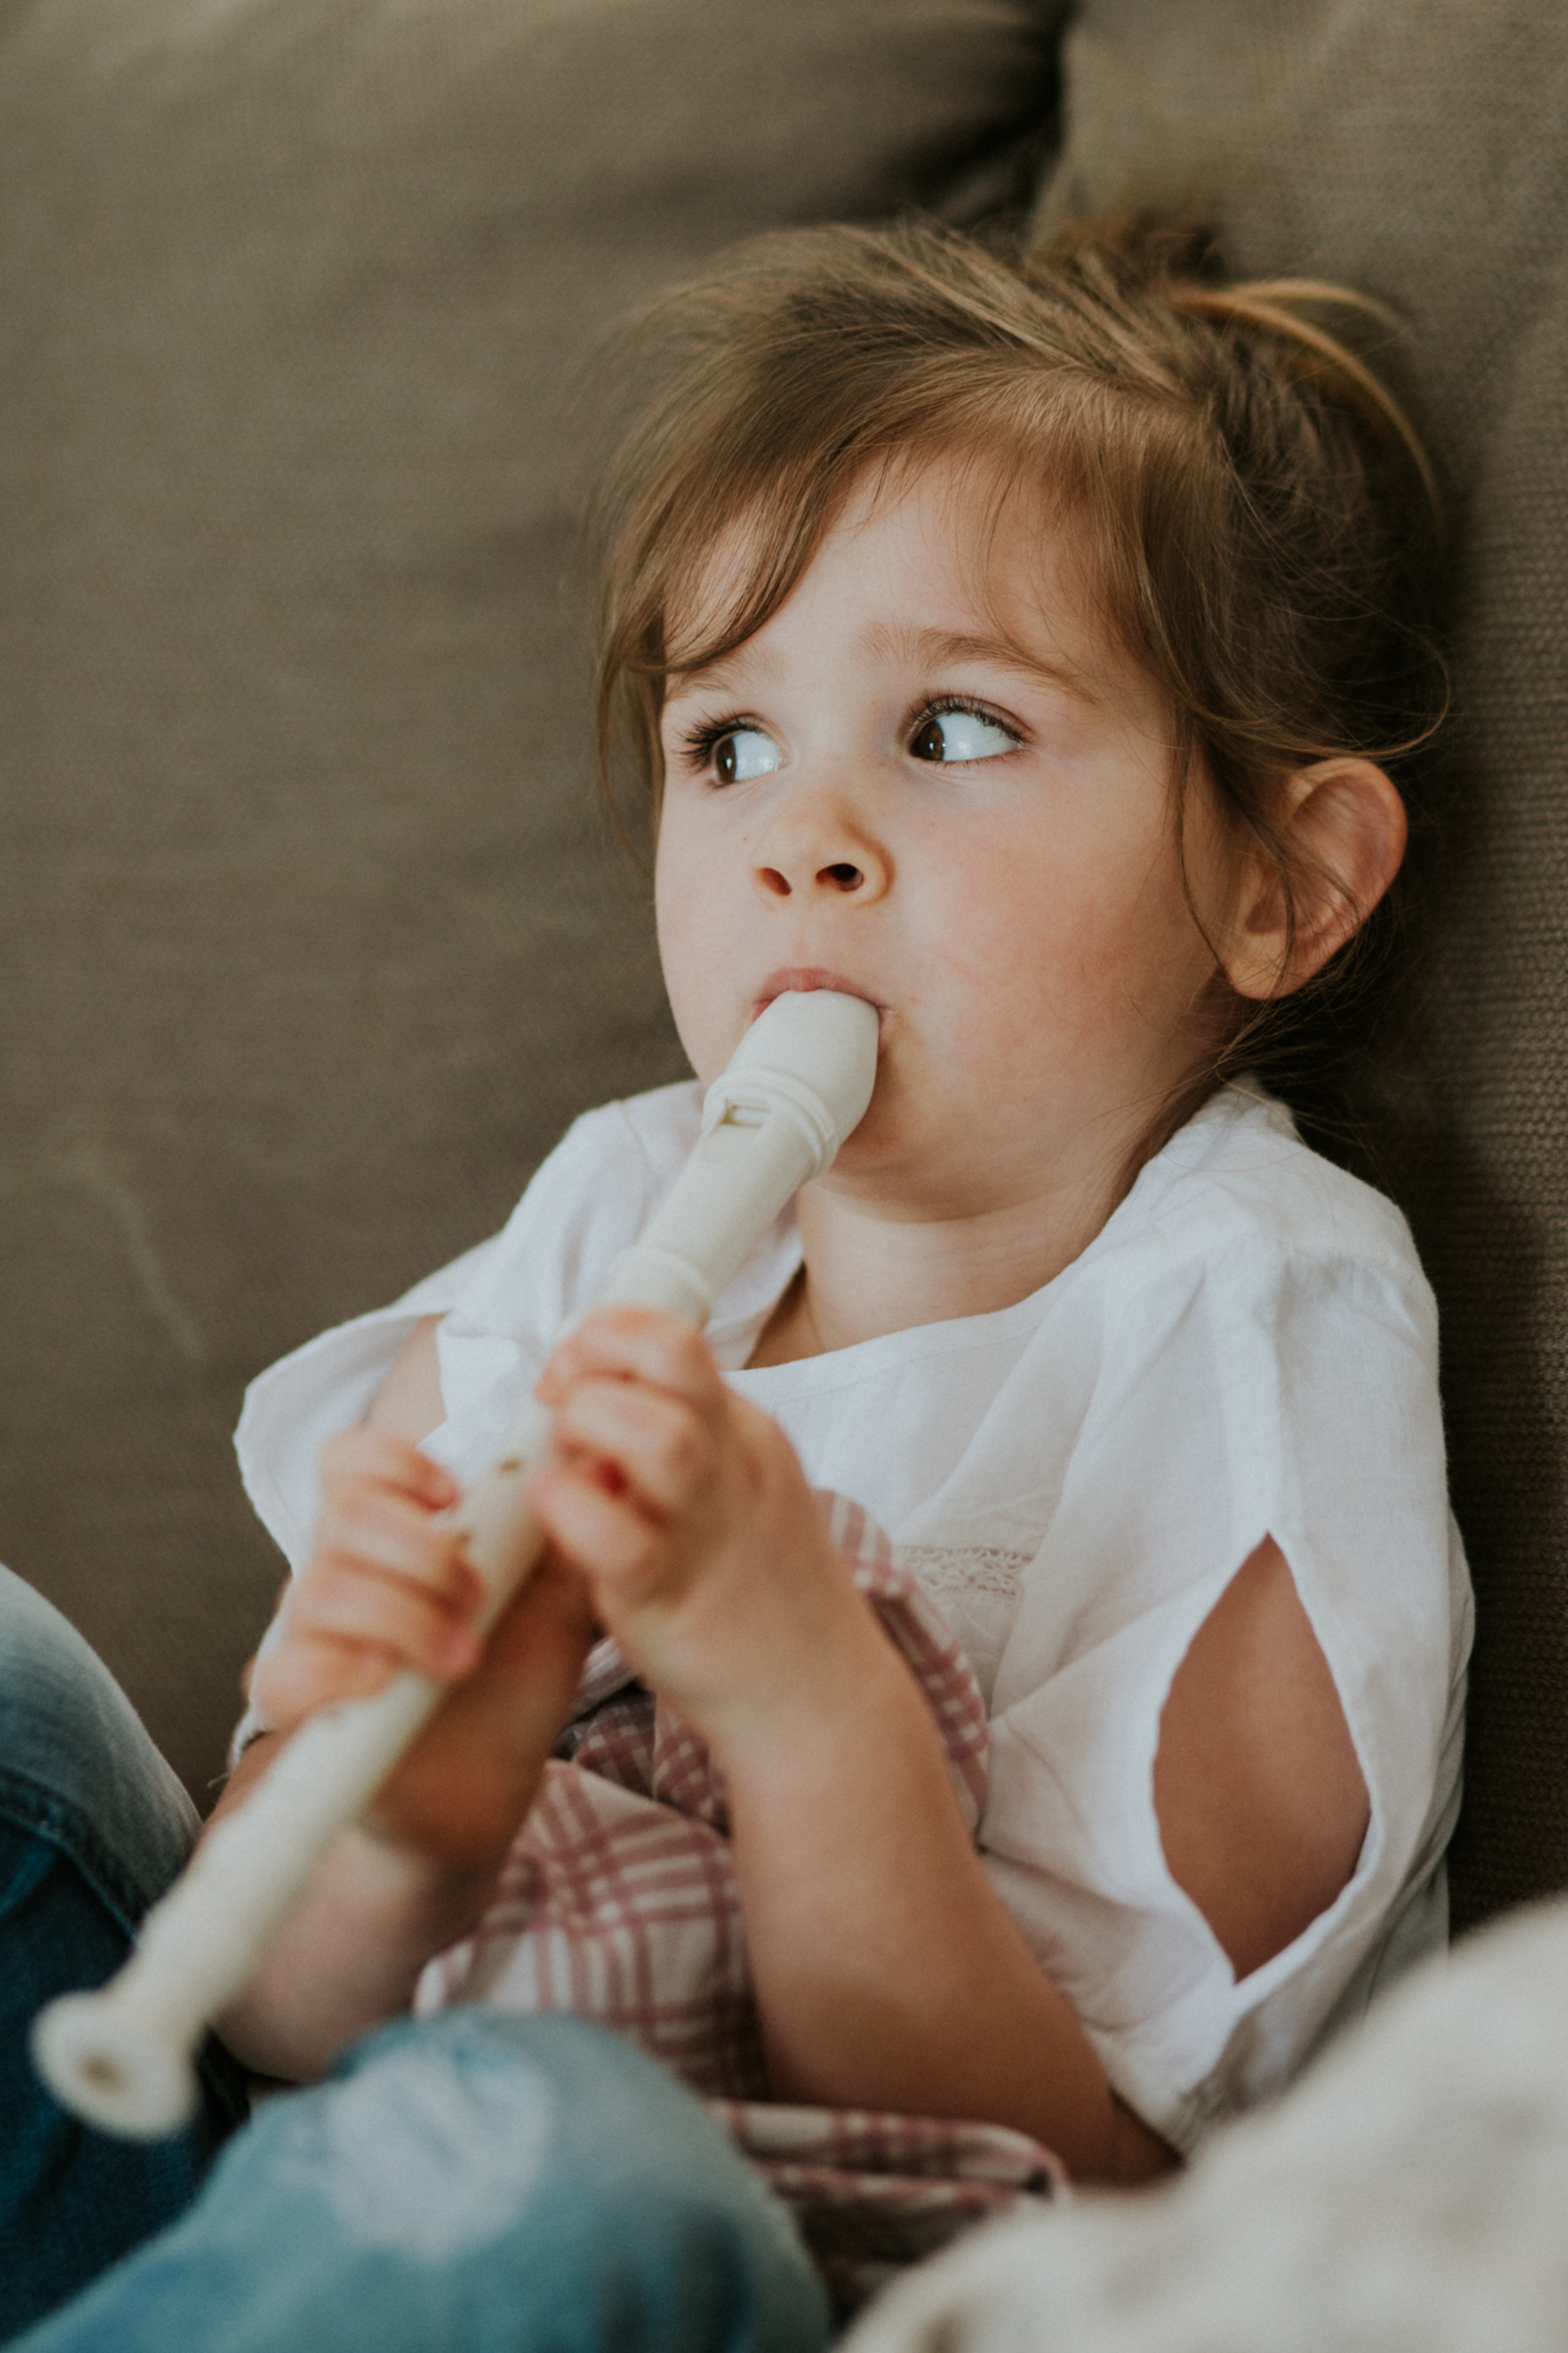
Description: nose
xmin=752 ymin=781 xmax=889 ymax=903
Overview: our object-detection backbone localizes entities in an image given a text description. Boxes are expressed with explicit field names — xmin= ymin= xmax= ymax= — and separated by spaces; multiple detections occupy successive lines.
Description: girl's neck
xmin=747 ymin=1162 xmax=1127 ymax=1367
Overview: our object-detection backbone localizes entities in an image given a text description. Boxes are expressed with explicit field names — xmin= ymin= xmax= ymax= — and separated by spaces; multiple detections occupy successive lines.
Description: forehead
xmin=666 ymin=449 xmax=1144 ymax=716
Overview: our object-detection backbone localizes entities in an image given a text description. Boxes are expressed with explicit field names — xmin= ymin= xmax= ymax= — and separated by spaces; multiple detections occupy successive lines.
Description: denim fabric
xmin=1 ymin=1568 xmax=828 ymax=2352
xmin=16 ymin=2011 xmax=832 ymax=2353
xmin=0 ymin=1567 xmax=249 ymax=2340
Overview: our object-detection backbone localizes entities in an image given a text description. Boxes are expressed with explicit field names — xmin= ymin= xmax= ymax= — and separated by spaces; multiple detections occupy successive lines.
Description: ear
xmin=1222 ymin=760 xmax=1407 ymax=1002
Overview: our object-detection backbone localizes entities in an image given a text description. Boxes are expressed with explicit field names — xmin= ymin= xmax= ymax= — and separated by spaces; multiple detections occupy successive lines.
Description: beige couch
xmin=0 ymin=0 xmax=1053 ymax=1796
xmin=3 ymin=0 xmax=1565 ymax=1974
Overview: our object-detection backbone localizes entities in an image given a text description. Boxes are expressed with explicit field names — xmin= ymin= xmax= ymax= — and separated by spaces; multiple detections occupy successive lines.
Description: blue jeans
xmin=0 ymin=1565 xmax=248 ymax=2338
xmin=0 ymin=1567 xmax=829 ymax=2353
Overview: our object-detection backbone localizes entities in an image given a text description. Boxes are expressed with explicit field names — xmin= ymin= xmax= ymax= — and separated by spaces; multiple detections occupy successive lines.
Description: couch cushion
xmin=0 ymin=0 xmax=1056 ymax=1795
xmin=1032 ymin=0 xmax=1568 ymax=1927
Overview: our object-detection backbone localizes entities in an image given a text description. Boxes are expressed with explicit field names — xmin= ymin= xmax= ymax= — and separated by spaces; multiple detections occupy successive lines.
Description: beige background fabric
xmin=0 ymin=0 xmax=1054 ymax=1799
xmin=1033 ymin=0 xmax=1568 ymax=1928
xmin=8 ymin=0 xmax=1564 ymax=1942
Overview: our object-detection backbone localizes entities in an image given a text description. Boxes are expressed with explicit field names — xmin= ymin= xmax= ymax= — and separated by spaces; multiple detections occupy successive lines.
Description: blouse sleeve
xmin=978 ymin=1233 xmax=1470 ymax=2153
xmin=233 ymin=1096 xmax=678 ymax=1572
xmin=227 ymin=1093 xmax=699 ymax=1761
xmin=233 ymin=1235 xmax=504 ymax=1575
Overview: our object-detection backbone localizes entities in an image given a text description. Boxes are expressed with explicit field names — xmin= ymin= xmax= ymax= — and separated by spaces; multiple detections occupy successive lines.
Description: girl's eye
xmin=909 ymin=707 xmax=1018 ymax=763
xmin=712 ymin=727 xmax=782 ymax=786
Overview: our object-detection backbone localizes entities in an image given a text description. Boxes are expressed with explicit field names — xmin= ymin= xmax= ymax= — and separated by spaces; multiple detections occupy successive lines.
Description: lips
xmin=753 ymin=968 xmax=889 ymax=1035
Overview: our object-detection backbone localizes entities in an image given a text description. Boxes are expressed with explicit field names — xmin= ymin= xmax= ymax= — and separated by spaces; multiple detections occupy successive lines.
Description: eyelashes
xmin=916 ymin=693 xmax=1024 ymax=747
xmin=675 ymin=713 xmax=757 ymax=769
xmin=672 ymin=694 xmax=1024 ymax=777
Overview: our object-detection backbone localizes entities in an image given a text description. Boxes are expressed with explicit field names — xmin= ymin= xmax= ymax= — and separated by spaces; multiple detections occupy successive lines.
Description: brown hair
xmin=582 ymin=215 xmax=1445 ymax=1125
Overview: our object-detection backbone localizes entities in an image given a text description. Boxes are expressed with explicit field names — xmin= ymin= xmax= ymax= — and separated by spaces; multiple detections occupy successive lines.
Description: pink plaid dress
xmin=416 ymin=1491 xmax=1064 ymax=2308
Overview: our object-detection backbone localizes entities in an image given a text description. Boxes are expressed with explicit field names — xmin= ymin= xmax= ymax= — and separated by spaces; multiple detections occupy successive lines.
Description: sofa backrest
xmin=9 ymin=0 xmax=1556 ymax=1941
xmin=0 ymin=0 xmax=1052 ymax=1795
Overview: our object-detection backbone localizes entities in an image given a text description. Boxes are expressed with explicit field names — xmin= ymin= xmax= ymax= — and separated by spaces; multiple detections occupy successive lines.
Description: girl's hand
xmin=531 ymin=1307 xmax=887 ymax=1750
xmin=251 ymin=1429 xmax=596 ymax=1871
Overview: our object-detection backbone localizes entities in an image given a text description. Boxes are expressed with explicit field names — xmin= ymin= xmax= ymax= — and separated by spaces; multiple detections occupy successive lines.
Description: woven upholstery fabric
xmin=0 ymin=0 xmax=1054 ymax=1797
xmin=1033 ymin=0 xmax=1568 ymax=1928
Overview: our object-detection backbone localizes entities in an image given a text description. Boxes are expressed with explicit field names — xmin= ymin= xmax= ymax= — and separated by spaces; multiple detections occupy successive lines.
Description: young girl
xmin=11 ymin=219 xmax=1468 ymax=2350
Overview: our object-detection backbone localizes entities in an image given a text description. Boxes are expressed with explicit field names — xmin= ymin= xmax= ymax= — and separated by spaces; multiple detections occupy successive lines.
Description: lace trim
xmin=895 ymin=1544 xmax=1031 ymax=1604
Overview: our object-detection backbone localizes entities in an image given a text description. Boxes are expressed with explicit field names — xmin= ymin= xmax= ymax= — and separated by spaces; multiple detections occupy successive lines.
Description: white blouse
xmin=236 ymin=1080 xmax=1471 ymax=2154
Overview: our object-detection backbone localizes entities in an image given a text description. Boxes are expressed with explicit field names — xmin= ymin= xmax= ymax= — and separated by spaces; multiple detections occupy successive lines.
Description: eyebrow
xmin=862 ymin=623 xmax=1101 ymax=703
xmin=666 ymin=647 xmax=768 ymax=695
xmin=666 ymin=625 xmax=1099 ymax=704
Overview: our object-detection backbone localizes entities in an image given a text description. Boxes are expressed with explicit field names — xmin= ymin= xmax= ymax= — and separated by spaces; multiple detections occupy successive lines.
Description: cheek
xmin=653 ymin=813 xmax=741 ymax=1079
xmin=921 ymin=815 xmax=1214 ymax=1048
xmin=652 ymin=798 xmax=716 ymax=951
xmin=651 ymin=820 xmax=686 ymax=966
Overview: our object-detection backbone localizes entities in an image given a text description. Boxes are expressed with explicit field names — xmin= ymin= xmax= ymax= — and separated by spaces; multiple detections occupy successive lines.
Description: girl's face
xmin=654 ymin=454 xmax=1241 ymax=1220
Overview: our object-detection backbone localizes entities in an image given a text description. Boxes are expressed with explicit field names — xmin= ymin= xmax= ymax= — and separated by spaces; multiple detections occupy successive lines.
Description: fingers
xmin=536 ymin=1308 xmax=733 ymax=1525
xmin=551 ymin=1375 xmax=717 ymax=1518
xmin=314 ymin=1429 xmax=470 ymax=1601
xmin=529 ymin=1318 xmax=760 ymax=1620
xmin=531 ymin=1458 xmax=670 ymax=1592
xmin=253 ymin=1628 xmax=402 ymax=1723
xmin=319 ymin=1426 xmax=459 ymax=1517
xmin=316 ymin=1477 xmax=474 ymax=1603
xmin=537 ymin=1308 xmax=725 ymax=1416
xmin=258 ymin=1569 xmax=478 ymax=1728
xmin=257 ymin=1430 xmax=479 ymax=1726
xmin=287 ymin=1556 xmax=482 ymax=1680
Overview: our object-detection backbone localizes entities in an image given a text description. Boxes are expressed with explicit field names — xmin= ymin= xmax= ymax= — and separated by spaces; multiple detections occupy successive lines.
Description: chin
xmin=821 ymin=1103 xmax=935 ymax=1187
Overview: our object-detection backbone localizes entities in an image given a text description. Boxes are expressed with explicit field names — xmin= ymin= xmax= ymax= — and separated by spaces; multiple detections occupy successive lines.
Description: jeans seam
xmin=0 ymin=1763 xmax=157 ymax=1937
